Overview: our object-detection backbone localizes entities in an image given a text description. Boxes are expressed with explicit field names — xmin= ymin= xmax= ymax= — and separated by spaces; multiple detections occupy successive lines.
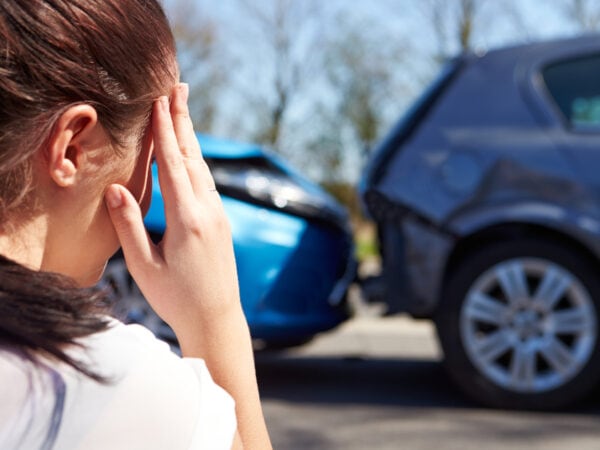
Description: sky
xmin=162 ymin=0 xmax=598 ymax=183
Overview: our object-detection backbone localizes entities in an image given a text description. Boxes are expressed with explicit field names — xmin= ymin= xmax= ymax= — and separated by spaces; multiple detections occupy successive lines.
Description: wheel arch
xmin=441 ymin=221 xmax=600 ymax=301
xmin=435 ymin=226 xmax=600 ymax=409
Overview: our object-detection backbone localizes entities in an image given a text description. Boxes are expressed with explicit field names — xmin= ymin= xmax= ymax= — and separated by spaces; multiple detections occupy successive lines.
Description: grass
xmin=353 ymin=220 xmax=380 ymax=262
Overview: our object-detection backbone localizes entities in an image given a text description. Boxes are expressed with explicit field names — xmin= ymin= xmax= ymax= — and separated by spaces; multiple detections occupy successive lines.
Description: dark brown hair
xmin=0 ymin=0 xmax=176 ymax=376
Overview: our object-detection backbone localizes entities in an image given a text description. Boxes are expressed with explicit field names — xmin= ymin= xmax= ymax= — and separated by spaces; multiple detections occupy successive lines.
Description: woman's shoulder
xmin=59 ymin=318 xmax=237 ymax=450
xmin=0 ymin=319 xmax=236 ymax=450
xmin=81 ymin=317 xmax=175 ymax=366
xmin=0 ymin=350 xmax=45 ymax=447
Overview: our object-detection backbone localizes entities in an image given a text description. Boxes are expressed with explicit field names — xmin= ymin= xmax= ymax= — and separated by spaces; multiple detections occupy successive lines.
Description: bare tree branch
xmin=417 ymin=0 xmax=488 ymax=62
xmin=560 ymin=0 xmax=600 ymax=31
xmin=237 ymin=0 xmax=322 ymax=149
xmin=166 ymin=0 xmax=226 ymax=132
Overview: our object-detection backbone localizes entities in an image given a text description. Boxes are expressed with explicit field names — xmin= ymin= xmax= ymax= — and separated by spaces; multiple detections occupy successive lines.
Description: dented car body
xmin=362 ymin=35 xmax=600 ymax=408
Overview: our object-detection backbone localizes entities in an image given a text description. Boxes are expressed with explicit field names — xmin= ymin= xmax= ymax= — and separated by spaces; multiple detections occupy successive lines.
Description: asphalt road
xmin=256 ymin=313 xmax=600 ymax=450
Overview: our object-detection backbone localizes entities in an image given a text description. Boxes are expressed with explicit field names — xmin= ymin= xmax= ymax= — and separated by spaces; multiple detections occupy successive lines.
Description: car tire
xmin=435 ymin=238 xmax=600 ymax=409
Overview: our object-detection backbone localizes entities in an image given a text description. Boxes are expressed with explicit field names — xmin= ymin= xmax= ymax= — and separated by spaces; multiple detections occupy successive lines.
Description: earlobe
xmin=46 ymin=105 xmax=99 ymax=187
xmin=52 ymin=151 xmax=77 ymax=187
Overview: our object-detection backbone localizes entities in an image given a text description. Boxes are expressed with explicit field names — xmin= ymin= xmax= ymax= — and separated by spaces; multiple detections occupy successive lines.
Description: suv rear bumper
xmin=379 ymin=217 xmax=453 ymax=317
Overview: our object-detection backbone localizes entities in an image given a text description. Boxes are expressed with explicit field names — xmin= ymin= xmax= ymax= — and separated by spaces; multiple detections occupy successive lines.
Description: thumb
xmin=105 ymin=184 xmax=157 ymax=278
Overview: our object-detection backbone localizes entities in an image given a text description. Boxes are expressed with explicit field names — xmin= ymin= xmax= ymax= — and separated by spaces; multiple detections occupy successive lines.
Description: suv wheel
xmin=436 ymin=239 xmax=600 ymax=409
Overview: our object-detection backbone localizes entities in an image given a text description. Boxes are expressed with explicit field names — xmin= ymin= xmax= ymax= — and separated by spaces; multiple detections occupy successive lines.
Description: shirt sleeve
xmin=54 ymin=321 xmax=238 ymax=450
xmin=182 ymin=358 xmax=237 ymax=450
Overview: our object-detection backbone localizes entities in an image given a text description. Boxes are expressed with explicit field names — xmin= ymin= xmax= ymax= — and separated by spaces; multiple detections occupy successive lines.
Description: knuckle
xmin=179 ymin=143 xmax=196 ymax=157
xmin=184 ymin=213 xmax=205 ymax=237
xmin=164 ymin=153 xmax=182 ymax=167
xmin=116 ymin=213 xmax=140 ymax=237
xmin=175 ymin=111 xmax=191 ymax=121
xmin=212 ymin=210 xmax=231 ymax=232
xmin=183 ymin=210 xmax=230 ymax=239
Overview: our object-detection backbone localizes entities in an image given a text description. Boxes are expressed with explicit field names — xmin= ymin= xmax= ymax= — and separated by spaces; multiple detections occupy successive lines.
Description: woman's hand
xmin=104 ymin=83 xmax=241 ymax=343
xmin=105 ymin=83 xmax=273 ymax=450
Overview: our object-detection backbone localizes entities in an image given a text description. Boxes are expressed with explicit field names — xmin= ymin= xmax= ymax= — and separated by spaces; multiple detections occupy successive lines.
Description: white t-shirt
xmin=0 ymin=320 xmax=237 ymax=450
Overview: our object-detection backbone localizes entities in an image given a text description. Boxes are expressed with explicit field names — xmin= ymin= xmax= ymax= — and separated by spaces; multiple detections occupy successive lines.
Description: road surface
xmin=256 ymin=313 xmax=600 ymax=450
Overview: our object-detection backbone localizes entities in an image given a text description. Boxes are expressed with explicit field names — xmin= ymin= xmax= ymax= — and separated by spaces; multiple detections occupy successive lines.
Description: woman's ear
xmin=46 ymin=104 xmax=99 ymax=187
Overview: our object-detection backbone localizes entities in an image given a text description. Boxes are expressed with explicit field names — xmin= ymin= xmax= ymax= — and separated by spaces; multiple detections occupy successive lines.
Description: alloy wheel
xmin=460 ymin=258 xmax=597 ymax=393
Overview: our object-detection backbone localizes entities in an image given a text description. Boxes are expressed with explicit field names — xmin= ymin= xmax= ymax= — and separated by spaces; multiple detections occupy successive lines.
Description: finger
xmin=170 ymin=83 xmax=217 ymax=196
xmin=105 ymin=184 xmax=160 ymax=280
xmin=152 ymin=96 xmax=196 ymax=219
xmin=171 ymin=83 xmax=201 ymax=160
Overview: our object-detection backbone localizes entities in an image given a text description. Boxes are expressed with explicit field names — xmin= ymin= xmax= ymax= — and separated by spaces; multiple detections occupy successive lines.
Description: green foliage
xmin=355 ymin=230 xmax=379 ymax=261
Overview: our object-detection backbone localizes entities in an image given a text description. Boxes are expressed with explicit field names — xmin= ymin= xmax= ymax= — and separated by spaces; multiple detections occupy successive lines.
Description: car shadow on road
xmin=255 ymin=352 xmax=600 ymax=414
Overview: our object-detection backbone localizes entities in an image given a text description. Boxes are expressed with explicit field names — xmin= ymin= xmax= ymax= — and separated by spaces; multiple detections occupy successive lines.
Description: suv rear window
xmin=543 ymin=54 xmax=600 ymax=130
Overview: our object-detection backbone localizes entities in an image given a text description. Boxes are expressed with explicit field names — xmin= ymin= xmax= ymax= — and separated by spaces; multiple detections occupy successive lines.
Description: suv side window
xmin=543 ymin=54 xmax=600 ymax=130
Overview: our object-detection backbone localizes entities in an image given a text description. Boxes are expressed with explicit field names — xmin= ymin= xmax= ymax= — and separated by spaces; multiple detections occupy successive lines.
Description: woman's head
xmin=0 ymin=0 xmax=178 ymax=283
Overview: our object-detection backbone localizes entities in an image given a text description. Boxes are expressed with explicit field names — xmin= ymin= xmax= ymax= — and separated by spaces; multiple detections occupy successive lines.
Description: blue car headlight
xmin=207 ymin=157 xmax=349 ymax=230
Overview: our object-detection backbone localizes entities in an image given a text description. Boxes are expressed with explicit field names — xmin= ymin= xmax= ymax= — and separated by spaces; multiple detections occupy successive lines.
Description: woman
xmin=0 ymin=1 xmax=272 ymax=449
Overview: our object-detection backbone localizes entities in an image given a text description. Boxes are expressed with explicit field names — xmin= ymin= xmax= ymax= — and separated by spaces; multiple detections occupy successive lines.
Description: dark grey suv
xmin=361 ymin=35 xmax=600 ymax=409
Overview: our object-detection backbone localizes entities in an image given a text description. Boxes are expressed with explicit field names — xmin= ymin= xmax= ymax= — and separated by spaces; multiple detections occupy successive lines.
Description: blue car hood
xmin=197 ymin=134 xmax=264 ymax=159
xmin=144 ymin=134 xmax=348 ymax=233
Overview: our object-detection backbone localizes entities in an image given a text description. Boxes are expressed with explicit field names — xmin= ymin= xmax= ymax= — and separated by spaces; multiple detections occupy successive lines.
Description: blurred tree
xmin=323 ymin=15 xmax=402 ymax=161
xmin=236 ymin=0 xmax=322 ymax=150
xmin=303 ymin=102 xmax=345 ymax=181
xmin=559 ymin=0 xmax=600 ymax=31
xmin=297 ymin=13 xmax=407 ymax=221
xmin=420 ymin=0 xmax=488 ymax=61
xmin=166 ymin=0 xmax=226 ymax=132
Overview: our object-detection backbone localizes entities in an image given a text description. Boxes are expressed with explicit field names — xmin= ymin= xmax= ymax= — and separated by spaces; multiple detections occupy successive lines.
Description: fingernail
xmin=179 ymin=83 xmax=189 ymax=102
xmin=105 ymin=185 xmax=123 ymax=209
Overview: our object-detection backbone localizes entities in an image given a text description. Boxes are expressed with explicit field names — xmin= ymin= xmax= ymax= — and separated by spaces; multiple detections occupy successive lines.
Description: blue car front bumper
xmin=145 ymin=170 xmax=355 ymax=343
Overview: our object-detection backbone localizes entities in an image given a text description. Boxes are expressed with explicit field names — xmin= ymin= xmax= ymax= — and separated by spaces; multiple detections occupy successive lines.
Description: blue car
xmin=104 ymin=134 xmax=355 ymax=348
